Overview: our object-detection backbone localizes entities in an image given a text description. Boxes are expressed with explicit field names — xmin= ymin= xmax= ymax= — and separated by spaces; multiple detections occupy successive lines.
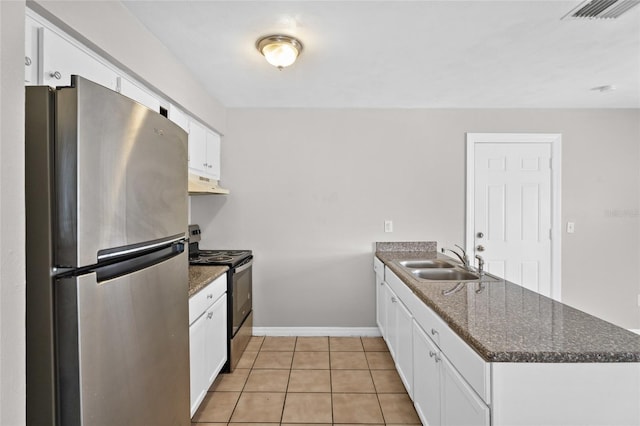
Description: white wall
xmin=0 ymin=1 xmax=26 ymax=423
xmin=29 ymin=0 xmax=226 ymax=134
xmin=192 ymin=108 xmax=640 ymax=330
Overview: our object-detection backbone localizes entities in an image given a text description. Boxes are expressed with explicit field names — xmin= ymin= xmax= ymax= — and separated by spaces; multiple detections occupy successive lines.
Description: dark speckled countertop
xmin=188 ymin=265 xmax=228 ymax=297
xmin=376 ymin=249 xmax=640 ymax=363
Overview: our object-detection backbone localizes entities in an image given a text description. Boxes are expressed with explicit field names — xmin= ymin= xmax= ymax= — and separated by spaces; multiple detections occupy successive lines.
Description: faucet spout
xmin=440 ymin=244 xmax=469 ymax=267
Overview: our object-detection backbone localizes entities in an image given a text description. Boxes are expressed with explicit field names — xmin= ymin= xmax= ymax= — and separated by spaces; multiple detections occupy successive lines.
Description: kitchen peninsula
xmin=375 ymin=242 xmax=640 ymax=426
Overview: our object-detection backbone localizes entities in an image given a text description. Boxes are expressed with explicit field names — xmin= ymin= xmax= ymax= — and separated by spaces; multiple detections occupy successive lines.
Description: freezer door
xmin=55 ymin=76 xmax=188 ymax=268
xmin=56 ymin=250 xmax=190 ymax=425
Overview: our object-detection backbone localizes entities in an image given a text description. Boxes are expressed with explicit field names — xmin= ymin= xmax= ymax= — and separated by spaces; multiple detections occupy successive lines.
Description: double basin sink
xmin=396 ymin=258 xmax=495 ymax=282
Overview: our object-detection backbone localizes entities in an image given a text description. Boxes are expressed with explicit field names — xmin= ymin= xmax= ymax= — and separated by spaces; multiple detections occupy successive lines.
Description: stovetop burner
xmin=188 ymin=225 xmax=252 ymax=266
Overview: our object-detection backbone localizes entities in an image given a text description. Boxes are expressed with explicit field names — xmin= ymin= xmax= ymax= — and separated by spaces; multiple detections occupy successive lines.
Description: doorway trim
xmin=465 ymin=133 xmax=562 ymax=300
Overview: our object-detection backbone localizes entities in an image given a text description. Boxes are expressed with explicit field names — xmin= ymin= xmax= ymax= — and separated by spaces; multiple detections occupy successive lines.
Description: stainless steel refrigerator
xmin=26 ymin=76 xmax=190 ymax=425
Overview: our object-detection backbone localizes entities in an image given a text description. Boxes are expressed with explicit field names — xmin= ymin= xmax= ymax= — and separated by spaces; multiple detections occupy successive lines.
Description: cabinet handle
xmin=429 ymin=351 xmax=441 ymax=362
xmin=208 ymin=165 xmax=212 ymax=168
xmin=207 ymin=312 xmax=213 ymax=319
xmin=49 ymin=71 xmax=62 ymax=80
xmin=391 ymin=296 xmax=397 ymax=303
xmin=203 ymin=162 xmax=208 ymax=167
xmin=431 ymin=328 xmax=439 ymax=336
xmin=207 ymin=294 xmax=213 ymax=299
xmin=25 ymin=57 xmax=32 ymax=66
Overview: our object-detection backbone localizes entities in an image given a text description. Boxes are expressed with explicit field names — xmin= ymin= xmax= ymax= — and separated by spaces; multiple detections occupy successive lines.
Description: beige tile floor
xmin=192 ymin=336 xmax=421 ymax=425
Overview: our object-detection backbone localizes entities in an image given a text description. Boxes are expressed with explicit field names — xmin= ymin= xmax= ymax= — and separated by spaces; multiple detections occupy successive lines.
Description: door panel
xmin=412 ymin=321 xmax=440 ymax=426
xmin=55 ymin=76 xmax=188 ymax=267
xmin=441 ymin=355 xmax=490 ymax=426
xmin=57 ymin=251 xmax=190 ymax=425
xmin=474 ymin=143 xmax=552 ymax=296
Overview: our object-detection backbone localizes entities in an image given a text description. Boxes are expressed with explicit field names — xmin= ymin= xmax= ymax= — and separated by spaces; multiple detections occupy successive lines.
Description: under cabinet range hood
xmin=188 ymin=172 xmax=230 ymax=195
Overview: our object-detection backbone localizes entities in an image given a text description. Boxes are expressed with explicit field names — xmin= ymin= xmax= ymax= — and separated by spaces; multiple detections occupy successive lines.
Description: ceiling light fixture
xmin=256 ymin=34 xmax=303 ymax=70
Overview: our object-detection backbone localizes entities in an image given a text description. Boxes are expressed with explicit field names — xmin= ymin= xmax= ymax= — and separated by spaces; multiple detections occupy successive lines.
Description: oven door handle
xmin=235 ymin=259 xmax=253 ymax=273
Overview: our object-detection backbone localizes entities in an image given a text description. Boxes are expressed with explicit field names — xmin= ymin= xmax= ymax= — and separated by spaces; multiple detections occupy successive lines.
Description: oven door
xmin=232 ymin=257 xmax=252 ymax=336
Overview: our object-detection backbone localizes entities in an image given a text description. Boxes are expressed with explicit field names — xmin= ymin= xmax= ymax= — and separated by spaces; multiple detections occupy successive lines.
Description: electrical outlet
xmin=384 ymin=220 xmax=393 ymax=233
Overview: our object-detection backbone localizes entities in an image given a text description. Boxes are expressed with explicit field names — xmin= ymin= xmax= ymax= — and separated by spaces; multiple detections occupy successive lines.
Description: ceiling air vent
xmin=562 ymin=0 xmax=640 ymax=19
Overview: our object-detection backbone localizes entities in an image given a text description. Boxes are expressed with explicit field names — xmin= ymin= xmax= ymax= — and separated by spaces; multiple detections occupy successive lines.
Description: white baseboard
xmin=252 ymin=327 xmax=381 ymax=337
xmin=629 ymin=329 xmax=640 ymax=335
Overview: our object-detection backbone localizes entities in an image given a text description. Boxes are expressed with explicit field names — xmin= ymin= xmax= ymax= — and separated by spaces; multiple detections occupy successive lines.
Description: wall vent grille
xmin=562 ymin=0 xmax=640 ymax=19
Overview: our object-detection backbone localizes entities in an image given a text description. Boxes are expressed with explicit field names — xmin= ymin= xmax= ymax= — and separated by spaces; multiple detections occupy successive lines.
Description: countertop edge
xmin=188 ymin=265 xmax=229 ymax=298
xmin=376 ymin=252 xmax=640 ymax=363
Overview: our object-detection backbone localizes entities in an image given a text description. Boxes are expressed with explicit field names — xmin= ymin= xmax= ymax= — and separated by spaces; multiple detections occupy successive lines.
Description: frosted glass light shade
xmin=256 ymin=35 xmax=303 ymax=69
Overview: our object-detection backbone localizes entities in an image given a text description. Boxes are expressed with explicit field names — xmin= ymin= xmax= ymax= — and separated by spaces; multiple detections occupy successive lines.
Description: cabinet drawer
xmin=373 ymin=257 xmax=384 ymax=278
xmin=189 ymin=274 xmax=226 ymax=325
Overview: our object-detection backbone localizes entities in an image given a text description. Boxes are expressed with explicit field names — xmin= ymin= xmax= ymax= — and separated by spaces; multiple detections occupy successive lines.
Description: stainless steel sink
xmin=399 ymin=259 xmax=457 ymax=269
xmin=410 ymin=268 xmax=480 ymax=281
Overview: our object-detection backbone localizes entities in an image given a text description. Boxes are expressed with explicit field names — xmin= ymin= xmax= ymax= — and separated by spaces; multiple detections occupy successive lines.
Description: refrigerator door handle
xmin=97 ymin=234 xmax=186 ymax=262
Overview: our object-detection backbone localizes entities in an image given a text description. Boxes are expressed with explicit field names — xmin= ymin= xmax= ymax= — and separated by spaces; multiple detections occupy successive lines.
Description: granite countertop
xmin=188 ymin=265 xmax=229 ymax=297
xmin=376 ymin=249 xmax=640 ymax=363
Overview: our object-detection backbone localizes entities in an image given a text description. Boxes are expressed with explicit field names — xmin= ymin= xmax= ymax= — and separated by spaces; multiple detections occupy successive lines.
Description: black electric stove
xmin=188 ymin=225 xmax=252 ymax=267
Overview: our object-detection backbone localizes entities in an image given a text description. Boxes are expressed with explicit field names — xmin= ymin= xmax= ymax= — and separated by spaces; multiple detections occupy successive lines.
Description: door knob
xmin=476 ymin=245 xmax=485 ymax=252
xmin=477 ymin=232 xmax=484 ymax=238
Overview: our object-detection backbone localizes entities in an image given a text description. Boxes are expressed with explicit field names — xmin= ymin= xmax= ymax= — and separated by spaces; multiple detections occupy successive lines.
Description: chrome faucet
xmin=440 ymin=244 xmax=469 ymax=267
xmin=475 ymin=255 xmax=485 ymax=275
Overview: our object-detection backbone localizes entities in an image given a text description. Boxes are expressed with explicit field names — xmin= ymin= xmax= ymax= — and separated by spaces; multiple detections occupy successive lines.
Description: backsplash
xmin=375 ymin=241 xmax=437 ymax=252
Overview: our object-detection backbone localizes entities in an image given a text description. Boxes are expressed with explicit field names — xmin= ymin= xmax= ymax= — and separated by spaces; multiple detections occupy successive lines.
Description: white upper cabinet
xmin=188 ymin=119 xmax=207 ymax=173
xmin=118 ymin=77 xmax=161 ymax=113
xmin=26 ymin=12 xmax=226 ymax=190
xmin=25 ymin=16 xmax=40 ymax=84
xmin=41 ymin=27 xmax=118 ymax=91
xmin=168 ymin=104 xmax=190 ymax=132
xmin=188 ymin=118 xmax=221 ymax=180
xmin=204 ymin=129 xmax=221 ymax=180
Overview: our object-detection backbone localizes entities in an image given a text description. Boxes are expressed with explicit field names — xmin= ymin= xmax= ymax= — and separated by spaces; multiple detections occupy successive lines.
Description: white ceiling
xmin=122 ymin=0 xmax=640 ymax=108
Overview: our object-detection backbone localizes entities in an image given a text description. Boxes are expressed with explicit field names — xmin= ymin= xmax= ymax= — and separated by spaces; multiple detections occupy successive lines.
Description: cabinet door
xmin=41 ymin=27 xmax=118 ymax=90
xmin=189 ymin=313 xmax=208 ymax=417
xmin=168 ymin=104 xmax=189 ymax=132
xmin=395 ymin=296 xmax=413 ymax=397
xmin=118 ymin=77 xmax=160 ymax=113
xmin=383 ymin=283 xmax=397 ymax=359
xmin=205 ymin=294 xmax=227 ymax=387
xmin=188 ymin=119 xmax=208 ymax=174
xmin=413 ymin=321 xmax=441 ymax=426
xmin=25 ymin=16 xmax=40 ymax=84
xmin=441 ymin=354 xmax=490 ymax=426
xmin=205 ymin=130 xmax=221 ymax=180
xmin=375 ymin=270 xmax=386 ymax=335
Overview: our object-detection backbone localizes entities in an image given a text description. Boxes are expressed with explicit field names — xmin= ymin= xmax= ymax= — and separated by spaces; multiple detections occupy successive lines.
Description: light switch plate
xmin=567 ymin=222 xmax=575 ymax=233
xmin=384 ymin=220 xmax=393 ymax=233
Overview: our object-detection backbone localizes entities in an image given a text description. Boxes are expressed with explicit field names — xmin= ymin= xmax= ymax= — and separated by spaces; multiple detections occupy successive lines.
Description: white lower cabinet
xmin=189 ymin=275 xmax=227 ymax=417
xmin=413 ymin=320 xmax=441 ymax=425
xmin=395 ymin=294 xmax=413 ymax=396
xmin=379 ymin=280 xmax=413 ymax=396
xmin=374 ymin=257 xmax=386 ymax=336
xmin=412 ymin=321 xmax=490 ymax=426
xmin=376 ymin=260 xmax=489 ymax=426
xmin=440 ymin=349 xmax=490 ymax=426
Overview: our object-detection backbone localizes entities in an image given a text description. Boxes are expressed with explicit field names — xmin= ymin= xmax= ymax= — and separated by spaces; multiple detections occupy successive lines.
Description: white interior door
xmin=467 ymin=134 xmax=561 ymax=299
